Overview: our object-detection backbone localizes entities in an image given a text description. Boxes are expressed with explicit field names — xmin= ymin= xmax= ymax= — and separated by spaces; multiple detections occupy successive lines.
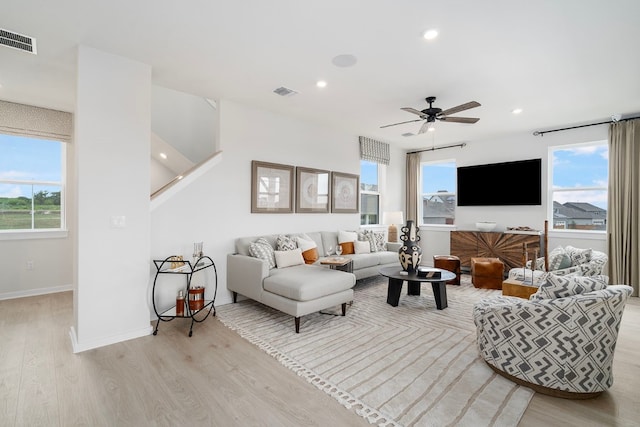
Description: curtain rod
xmin=407 ymin=142 xmax=466 ymax=155
xmin=533 ymin=115 xmax=640 ymax=136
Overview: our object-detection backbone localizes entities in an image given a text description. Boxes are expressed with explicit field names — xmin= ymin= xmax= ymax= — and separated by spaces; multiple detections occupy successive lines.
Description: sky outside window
xmin=552 ymin=144 xmax=608 ymax=209
xmin=0 ymin=134 xmax=62 ymax=197
xmin=422 ymin=161 xmax=456 ymax=193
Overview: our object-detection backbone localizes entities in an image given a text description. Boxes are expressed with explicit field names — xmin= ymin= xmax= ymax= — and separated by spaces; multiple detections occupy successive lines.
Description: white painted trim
xmin=69 ymin=325 xmax=153 ymax=353
xmin=547 ymin=230 xmax=607 ymax=241
xmin=0 ymin=285 xmax=72 ymax=300
xmin=0 ymin=229 xmax=68 ymax=241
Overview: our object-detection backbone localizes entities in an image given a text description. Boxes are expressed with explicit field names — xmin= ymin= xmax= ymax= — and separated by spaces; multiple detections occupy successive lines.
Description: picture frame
xmin=331 ymin=172 xmax=360 ymax=213
xmin=295 ymin=167 xmax=331 ymax=213
xmin=251 ymin=160 xmax=295 ymax=213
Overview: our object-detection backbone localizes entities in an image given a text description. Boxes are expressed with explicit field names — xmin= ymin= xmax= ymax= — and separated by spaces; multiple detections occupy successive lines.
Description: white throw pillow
xmin=338 ymin=230 xmax=358 ymax=244
xmin=274 ymin=248 xmax=305 ymax=268
xmin=354 ymin=240 xmax=371 ymax=254
xmin=295 ymin=236 xmax=317 ymax=251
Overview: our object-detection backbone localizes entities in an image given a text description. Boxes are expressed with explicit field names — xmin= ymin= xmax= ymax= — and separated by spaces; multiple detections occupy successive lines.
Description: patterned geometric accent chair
xmin=473 ymin=274 xmax=632 ymax=398
xmin=508 ymin=245 xmax=608 ymax=285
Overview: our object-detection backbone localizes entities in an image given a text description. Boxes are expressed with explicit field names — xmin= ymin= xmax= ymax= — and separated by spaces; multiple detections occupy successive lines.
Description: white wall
xmin=150 ymin=157 xmax=176 ymax=192
xmin=382 ymin=144 xmax=405 ymax=214
xmin=0 ymin=142 xmax=74 ymax=299
xmin=150 ymin=99 xmax=368 ymax=307
xmin=151 ymin=86 xmax=217 ymax=163
xmin=418 ymin=125 xmax=609 ymax=266
xmin=71 ymin=46 xmax=152 ymax=352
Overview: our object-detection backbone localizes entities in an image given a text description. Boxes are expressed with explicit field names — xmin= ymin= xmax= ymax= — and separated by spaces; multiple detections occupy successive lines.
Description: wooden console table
xmin=450 ymin=231 xmax=541 ymax=271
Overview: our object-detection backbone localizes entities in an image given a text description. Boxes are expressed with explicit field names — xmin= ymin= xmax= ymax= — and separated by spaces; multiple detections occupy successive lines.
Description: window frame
xmin=548 ymin=140 xmax=608 ymax=234
xmin=0 ymin=135 xmax=67 ymax=239
xmin=360 ymin=160 xmax=382 ymax=226
xmin=419 ymin=159 xmax=457 ymax=227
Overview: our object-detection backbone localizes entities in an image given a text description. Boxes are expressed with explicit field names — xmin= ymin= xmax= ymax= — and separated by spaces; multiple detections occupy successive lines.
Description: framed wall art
xmin=296 ymin=167 xmax=330 ymax=213
xmin=251 ymin=160 xmax=295 ymax=213
xmin=331 ymin=172 xmax=359 ymax=213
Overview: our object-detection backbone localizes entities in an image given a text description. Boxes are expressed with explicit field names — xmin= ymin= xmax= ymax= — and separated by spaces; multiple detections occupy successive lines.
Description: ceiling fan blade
xmin=437 ymin=116 xmax=479 ymax=124
xmin=401 ymin=107 xmax=426 ymax=117
xmin=380 ymin=118 xmax=423 ymax=129
xmin=418 ymin=121 xmax=431 ymax=134
xmin=438 ymin=101 xmax=480 ymax=117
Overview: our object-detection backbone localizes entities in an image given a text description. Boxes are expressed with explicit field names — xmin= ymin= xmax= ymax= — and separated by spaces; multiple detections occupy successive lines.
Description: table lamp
xmin=383 ymin=211 xmax=404 ymax=243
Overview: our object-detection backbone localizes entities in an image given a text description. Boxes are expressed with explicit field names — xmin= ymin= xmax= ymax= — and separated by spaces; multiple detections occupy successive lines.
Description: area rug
xmin=217 ymin=275 xmax=533 ymax=427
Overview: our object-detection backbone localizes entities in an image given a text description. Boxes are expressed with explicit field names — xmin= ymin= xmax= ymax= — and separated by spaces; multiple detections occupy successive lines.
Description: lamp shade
xmin=383 ymin=211 xmax=404 ymax=225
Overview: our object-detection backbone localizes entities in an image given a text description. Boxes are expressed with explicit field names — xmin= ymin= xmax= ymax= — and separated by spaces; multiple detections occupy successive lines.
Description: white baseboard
xmin=69 ymin=325 xmax=153 ymax=353
xmin=0 ymin=284 xmax=73 ymax=301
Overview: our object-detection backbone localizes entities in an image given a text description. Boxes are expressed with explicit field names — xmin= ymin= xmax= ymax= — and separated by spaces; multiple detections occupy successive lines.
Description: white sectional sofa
xmin=227 ymin=230 xmax=400 ymax=332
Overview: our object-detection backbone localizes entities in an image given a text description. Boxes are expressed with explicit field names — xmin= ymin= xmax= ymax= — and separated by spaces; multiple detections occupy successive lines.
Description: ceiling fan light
xmin=423 ymin=29 xmax=439 ymax=40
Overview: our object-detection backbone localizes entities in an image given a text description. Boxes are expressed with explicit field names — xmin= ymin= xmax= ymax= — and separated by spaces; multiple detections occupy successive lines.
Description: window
xmin=420 ymin=160 xmax=456 ymax=225
xmin=0 ymin=134 xmax=65 ymax=231
xmin=550 ymin=142 xmax=608 ymax=231
xmin=360 ymin=160 xmax=379 ymax=225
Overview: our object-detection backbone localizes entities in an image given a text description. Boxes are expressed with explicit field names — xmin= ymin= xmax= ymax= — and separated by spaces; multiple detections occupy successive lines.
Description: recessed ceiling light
xmin=316 ymin=80 xmax=327 ymax=88
xmin=512 ymin=108 xmax=523 ymax=114
xmin=332 ymin=54 xmax=357 ymax=68
xmin=159 ymin=152 xmax=167 ymax=159
xmin=423 ymin=29 xmax=439 ymax=40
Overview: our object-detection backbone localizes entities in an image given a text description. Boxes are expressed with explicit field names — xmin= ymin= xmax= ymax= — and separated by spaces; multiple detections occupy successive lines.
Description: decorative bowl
xmin=476 ymin=221 xmax=497 ymax=232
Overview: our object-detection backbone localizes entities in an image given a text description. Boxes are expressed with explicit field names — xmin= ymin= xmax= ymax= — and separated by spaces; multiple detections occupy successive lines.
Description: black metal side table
xmin=152 ymin=255 xmax=217 ymax=337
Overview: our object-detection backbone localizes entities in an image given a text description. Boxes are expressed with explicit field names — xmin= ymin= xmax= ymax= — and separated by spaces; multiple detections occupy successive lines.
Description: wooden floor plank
xmin=1 ymin=291 xmax=639 ymax=426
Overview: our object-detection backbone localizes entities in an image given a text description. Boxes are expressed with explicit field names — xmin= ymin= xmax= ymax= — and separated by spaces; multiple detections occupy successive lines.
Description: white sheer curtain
xmin=607 ymin=119 xmax=640 ymax=296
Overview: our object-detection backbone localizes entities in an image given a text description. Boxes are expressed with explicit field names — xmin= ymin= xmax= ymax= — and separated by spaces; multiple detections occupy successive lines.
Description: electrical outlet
xmin=26 ymin=260 xmax=34 ymax=270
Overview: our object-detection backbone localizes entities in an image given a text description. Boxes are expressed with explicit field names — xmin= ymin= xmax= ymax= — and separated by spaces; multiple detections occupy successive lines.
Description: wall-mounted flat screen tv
xmin=457 ymin=158 xmax=542 ymax=206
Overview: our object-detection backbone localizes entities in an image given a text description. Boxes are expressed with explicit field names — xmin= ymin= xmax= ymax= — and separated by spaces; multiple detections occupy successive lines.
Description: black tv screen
xmin=457 ymin=158 xmax=542 ymax=206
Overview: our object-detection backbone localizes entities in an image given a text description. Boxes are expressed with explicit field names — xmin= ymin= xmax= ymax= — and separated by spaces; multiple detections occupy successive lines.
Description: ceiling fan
xmin=381 ymin=96 xmax=481 ymax=134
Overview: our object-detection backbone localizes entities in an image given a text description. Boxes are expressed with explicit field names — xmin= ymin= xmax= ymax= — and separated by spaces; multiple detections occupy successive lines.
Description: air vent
xmin=401 ymin=132 xmax=414 ymax=137
xmin=0 ymin=28 xmax=37 ymax=54
xmin=273 ymin=86 xmax=298 ymax=97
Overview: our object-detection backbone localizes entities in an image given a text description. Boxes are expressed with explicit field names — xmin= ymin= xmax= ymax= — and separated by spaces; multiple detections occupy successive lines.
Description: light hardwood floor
xmin=1 ymin=291 xmax=638 ymax=426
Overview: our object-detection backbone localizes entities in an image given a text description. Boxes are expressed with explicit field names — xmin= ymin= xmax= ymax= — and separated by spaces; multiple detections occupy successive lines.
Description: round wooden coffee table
xmin=379 ymin=266 xmax=456 ymax=310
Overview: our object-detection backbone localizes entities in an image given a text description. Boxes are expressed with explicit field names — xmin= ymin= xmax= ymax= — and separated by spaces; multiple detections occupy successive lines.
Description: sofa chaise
xmin=227 ymin=230 xmax=400 ymax=332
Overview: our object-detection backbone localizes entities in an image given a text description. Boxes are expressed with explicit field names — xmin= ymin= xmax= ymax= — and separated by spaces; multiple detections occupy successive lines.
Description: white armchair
xmin=508 ymin=245 xmax=608 ymax=285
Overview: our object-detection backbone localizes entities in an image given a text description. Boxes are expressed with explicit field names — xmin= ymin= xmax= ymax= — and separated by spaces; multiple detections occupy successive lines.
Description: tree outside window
xmin=0 ymin=134 xmax=64 ymax=231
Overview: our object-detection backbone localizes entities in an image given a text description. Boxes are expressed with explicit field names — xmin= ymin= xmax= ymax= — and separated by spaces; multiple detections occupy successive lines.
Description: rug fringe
xmin=217 ymin=317 xmax=401 ymax=426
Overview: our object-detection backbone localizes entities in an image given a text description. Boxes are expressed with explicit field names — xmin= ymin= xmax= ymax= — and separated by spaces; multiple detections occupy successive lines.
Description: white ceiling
xmin=2 ymin=0 xmax=640 ymax=150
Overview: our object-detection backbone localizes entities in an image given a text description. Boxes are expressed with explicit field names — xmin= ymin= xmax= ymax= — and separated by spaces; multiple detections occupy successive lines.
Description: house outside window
xmin=550 ymin=141 xmax=608 ymax=231
xmin=360 ymin=160 xmax=379 ymax=225
xmin=0 ymin=134 xmax=65 ymax=231
xmin=420 ymin=160 xmax=456 ymax=225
